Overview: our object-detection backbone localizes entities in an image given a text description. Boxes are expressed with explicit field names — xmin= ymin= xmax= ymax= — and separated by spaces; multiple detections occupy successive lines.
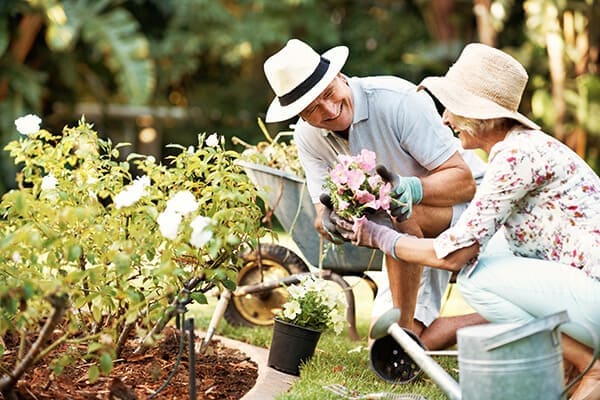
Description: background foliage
xmin=0 ymin=0 xmax=599 ymax=194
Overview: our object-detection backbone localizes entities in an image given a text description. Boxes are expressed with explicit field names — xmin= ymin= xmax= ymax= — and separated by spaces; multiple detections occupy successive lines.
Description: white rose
xmin=40 ymin=173 xmax=58 ymax=191
xmin=157 ymin=211 xmax=182 ymax=240
xmin=165 ymin=191 xmax=198 ymax=216
xmin=114 ymin=176 xmax=150 ymax=209
xmin=15 ymin=114 xmax=42 ymax=135
xmin=205 ymin=133 xmax=219 ymax=147
xmin=132 ymin=175 xmax=151 ymax=190
xmin=189 ymin=216 xmax=213 ymax=248
xmin=114 ymin=190 xmax=136 ymax=209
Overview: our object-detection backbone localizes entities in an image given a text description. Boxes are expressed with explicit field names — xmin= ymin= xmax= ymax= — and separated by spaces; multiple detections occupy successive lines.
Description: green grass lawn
xmin=189 ymin=235 xmax=474 ymax=399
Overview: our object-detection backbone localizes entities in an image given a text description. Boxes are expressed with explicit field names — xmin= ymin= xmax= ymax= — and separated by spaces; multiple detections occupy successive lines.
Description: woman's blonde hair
xmin=448 ymin=112 xmax=522 ymax=138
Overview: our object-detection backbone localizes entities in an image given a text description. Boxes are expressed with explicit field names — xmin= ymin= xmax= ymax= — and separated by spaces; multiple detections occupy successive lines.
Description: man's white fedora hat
xmin=264 ymin=39 xmax=349 ymax=123
xmin=418 ymin=43 xmax=540 ymax=130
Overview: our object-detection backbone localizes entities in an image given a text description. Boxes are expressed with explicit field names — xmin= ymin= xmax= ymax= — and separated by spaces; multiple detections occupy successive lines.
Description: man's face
xmin=299 ymin=75 xmax=353 ymax=132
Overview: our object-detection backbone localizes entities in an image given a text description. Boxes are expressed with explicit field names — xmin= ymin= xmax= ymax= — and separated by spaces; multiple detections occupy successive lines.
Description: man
xmin=263 ymin=38 xmax=486 ymax=350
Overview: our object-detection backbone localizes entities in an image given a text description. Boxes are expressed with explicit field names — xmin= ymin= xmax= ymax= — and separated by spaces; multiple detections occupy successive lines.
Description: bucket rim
xmin=236 ymin=160 xmax=306 ymax=184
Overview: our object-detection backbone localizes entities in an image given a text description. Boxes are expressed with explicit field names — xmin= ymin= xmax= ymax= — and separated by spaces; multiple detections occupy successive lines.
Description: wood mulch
xmin=1 ymin=326 xmax=258 ymax=400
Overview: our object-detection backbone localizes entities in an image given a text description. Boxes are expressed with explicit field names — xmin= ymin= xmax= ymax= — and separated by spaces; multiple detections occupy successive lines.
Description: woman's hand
xmin=331 ymin=212 xmax=403 ymax=257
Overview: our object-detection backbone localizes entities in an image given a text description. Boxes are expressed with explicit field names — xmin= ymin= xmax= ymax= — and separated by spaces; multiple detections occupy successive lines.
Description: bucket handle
xmin=483 ymin=310 xmax=569 ymax=351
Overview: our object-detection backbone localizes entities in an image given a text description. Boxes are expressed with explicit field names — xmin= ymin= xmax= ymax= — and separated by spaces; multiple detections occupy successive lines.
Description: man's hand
xmin=330 ymin=212 xmax=402 ymax=257
xmin=319 ymin=193 xmax=346 ymax=244
xmin=376 ymin=165 xmax=423 ymax=221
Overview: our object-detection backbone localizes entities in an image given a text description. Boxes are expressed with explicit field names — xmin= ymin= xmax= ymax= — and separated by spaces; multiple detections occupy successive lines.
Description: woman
xmin=332 ymin=43 xmax=600 ymax=400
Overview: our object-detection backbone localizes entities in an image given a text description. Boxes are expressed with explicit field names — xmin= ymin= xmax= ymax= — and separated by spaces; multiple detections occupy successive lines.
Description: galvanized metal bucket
xmin=370 ymin=309 xmax=599 ymax=400
xmin=457 ymin=311 xmax=568 ymax=400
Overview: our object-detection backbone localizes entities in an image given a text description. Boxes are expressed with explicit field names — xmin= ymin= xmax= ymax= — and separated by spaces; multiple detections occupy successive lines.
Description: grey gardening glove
xmin=330 ymin=212 xmax=403 ymax=258
xmin=319 ymin=193 xmax=345 ymax=245
xmin=376 ymin=165 xmax=423 ymax=221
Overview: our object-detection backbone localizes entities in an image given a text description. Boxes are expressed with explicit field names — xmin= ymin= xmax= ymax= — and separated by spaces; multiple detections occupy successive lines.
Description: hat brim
xmin=418 ymin=76 xmax=540 ymax=130
xmin=265 ymin=45 xmax=349 ymax=123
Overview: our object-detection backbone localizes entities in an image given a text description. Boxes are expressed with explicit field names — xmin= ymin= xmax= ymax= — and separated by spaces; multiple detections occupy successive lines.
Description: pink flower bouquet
xmin=324 ymin=149 xmax=393 ymax=220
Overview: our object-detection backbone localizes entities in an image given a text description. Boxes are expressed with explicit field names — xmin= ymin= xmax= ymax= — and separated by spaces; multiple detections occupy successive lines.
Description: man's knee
xmin=393 ymin=217 xmax=424 ymax=238
xmin=401 ymin=205 xmax=453 ymax=238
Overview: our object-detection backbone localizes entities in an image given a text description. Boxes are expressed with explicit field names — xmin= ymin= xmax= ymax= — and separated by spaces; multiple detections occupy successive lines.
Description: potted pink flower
xmin=324 ymin=149 xmax=393 ymax=220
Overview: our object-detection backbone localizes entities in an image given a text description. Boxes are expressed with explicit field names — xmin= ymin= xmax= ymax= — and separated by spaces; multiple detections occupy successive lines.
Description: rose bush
xmin=0 ymin=116 xmax=266 ymax=392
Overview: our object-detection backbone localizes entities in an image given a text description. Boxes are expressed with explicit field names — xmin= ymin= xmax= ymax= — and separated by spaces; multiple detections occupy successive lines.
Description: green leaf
xmin=14 ymin=192 xmax=27 ymax=214
xmin=190 ymin=292 xmax=207 ymax=305
xmin=222 ymin=278 xmax=237 ymax=291
xmin=88 ymin=365 xmax=100 ymax=383
xmin=67 ymin=244 xmax=82 ymax=261
xmin=91 ymin=304 xmax=102 ymax=323
xmin=99 ymin=352 xmax=113 ymax=374
xmin=114 ymin=253 xmax=131 ymax=272
xmin=126 ymin=288 xmax=143 ymax=303
xmin=87 ymin=342 xmax=104 ymax=354
xmin=81 ymin=7 xmax=155 ymax=104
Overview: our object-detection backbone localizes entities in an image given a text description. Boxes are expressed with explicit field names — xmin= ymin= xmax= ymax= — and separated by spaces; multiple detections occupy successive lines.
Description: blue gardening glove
xmin=319 ymin=193 xmax=346 ymax=244
xmin=330 ymin=212 xmax=403 ymax=258
xmin=376 ymin=165 xmax=423 ymax=221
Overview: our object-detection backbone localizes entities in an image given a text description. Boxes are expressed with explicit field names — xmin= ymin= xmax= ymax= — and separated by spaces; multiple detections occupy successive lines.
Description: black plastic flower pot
xmin=268 ymin=319 xmax=322 ymax=375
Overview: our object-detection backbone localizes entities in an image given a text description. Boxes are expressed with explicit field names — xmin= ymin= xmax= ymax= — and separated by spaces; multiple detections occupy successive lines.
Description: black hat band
xmin=278 ymin=57 xmax=331 ymax=107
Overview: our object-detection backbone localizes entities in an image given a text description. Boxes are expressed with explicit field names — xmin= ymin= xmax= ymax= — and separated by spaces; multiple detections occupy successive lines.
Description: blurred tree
xmin=1 ymin=0 xmax=599 ymax=195
xmin=524 ymin=0 xmax=600 ymax=168
xmin=0 ymin=0 xmax=437 ymax=192
xmin=0 ymin=0 xmax=155 ymax=192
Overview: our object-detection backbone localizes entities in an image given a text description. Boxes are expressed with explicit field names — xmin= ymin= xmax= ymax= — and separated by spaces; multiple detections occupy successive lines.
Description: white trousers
xmin=457 ymin=254 xmax=600 ymax=348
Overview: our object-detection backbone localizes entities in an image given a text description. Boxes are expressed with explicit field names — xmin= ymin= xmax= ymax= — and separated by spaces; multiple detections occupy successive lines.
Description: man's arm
xmin=419 ymin=151 xmax=476 ymax=206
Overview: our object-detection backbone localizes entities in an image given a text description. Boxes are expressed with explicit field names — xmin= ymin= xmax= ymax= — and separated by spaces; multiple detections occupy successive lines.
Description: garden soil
xmin=1 ymin=326 xmax=258 ymax=399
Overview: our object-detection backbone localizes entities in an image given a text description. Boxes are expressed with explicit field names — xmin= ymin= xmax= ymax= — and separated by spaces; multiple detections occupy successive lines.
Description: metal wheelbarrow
xmin=201 ymin=160 xmax=384 ymax=347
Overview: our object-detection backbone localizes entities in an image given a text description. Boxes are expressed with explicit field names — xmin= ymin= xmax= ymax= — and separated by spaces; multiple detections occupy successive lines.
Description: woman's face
xmin=299 ymin=75 xmax=354 ymax=132
xmin=442 ymin=110 xmax=480 ymax=150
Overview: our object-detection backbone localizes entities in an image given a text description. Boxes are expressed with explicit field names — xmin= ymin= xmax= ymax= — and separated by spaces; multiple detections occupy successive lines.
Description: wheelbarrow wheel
xmin=224 ymin=243 xmax=310 ymax=327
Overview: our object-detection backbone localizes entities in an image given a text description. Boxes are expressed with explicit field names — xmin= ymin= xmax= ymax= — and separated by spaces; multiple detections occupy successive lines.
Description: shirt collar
xmin=348 ymin=77 xmax=368 ymax=124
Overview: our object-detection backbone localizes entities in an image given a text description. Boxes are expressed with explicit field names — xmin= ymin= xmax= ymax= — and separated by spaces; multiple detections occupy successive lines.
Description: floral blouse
xmin=434 ymin=128 xmax=600 ymax=280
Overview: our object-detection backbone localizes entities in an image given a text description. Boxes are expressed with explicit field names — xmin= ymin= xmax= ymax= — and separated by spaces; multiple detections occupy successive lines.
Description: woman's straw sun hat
xmin=419 ymin=43 xmax=540 ymax=130
xmin=264 ymin=39 xmax=349 ymax=123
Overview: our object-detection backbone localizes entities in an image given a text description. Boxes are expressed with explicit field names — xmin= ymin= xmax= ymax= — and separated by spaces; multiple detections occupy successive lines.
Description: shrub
xmin=0 ymin=116 xmax=266 ymax=391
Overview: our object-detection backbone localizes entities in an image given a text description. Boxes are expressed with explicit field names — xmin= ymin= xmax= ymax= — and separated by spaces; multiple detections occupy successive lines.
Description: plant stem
xmin=32 ymin=331 xmax=69 ymax=364
xmin=133 ymin=273 xmax=205 ymax=354
xmin=0 ymin=294 xmax=69 ymax=394
xmin=116 ymin=322 xmax=134 ymax=357
xmin=17 ymin=330 xmax=26 ymax=363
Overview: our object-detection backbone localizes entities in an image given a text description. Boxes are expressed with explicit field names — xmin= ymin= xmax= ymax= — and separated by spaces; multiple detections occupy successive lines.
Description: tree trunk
xmin=0 ymin=14 xmax=43 ymax=100
xmin=473 ymin=0 xmax=496 ymax=46
xmin=418 ymin=0 xmax=457 ymax=43
xmin=546 ymin=31 xmax=567 ymax=141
